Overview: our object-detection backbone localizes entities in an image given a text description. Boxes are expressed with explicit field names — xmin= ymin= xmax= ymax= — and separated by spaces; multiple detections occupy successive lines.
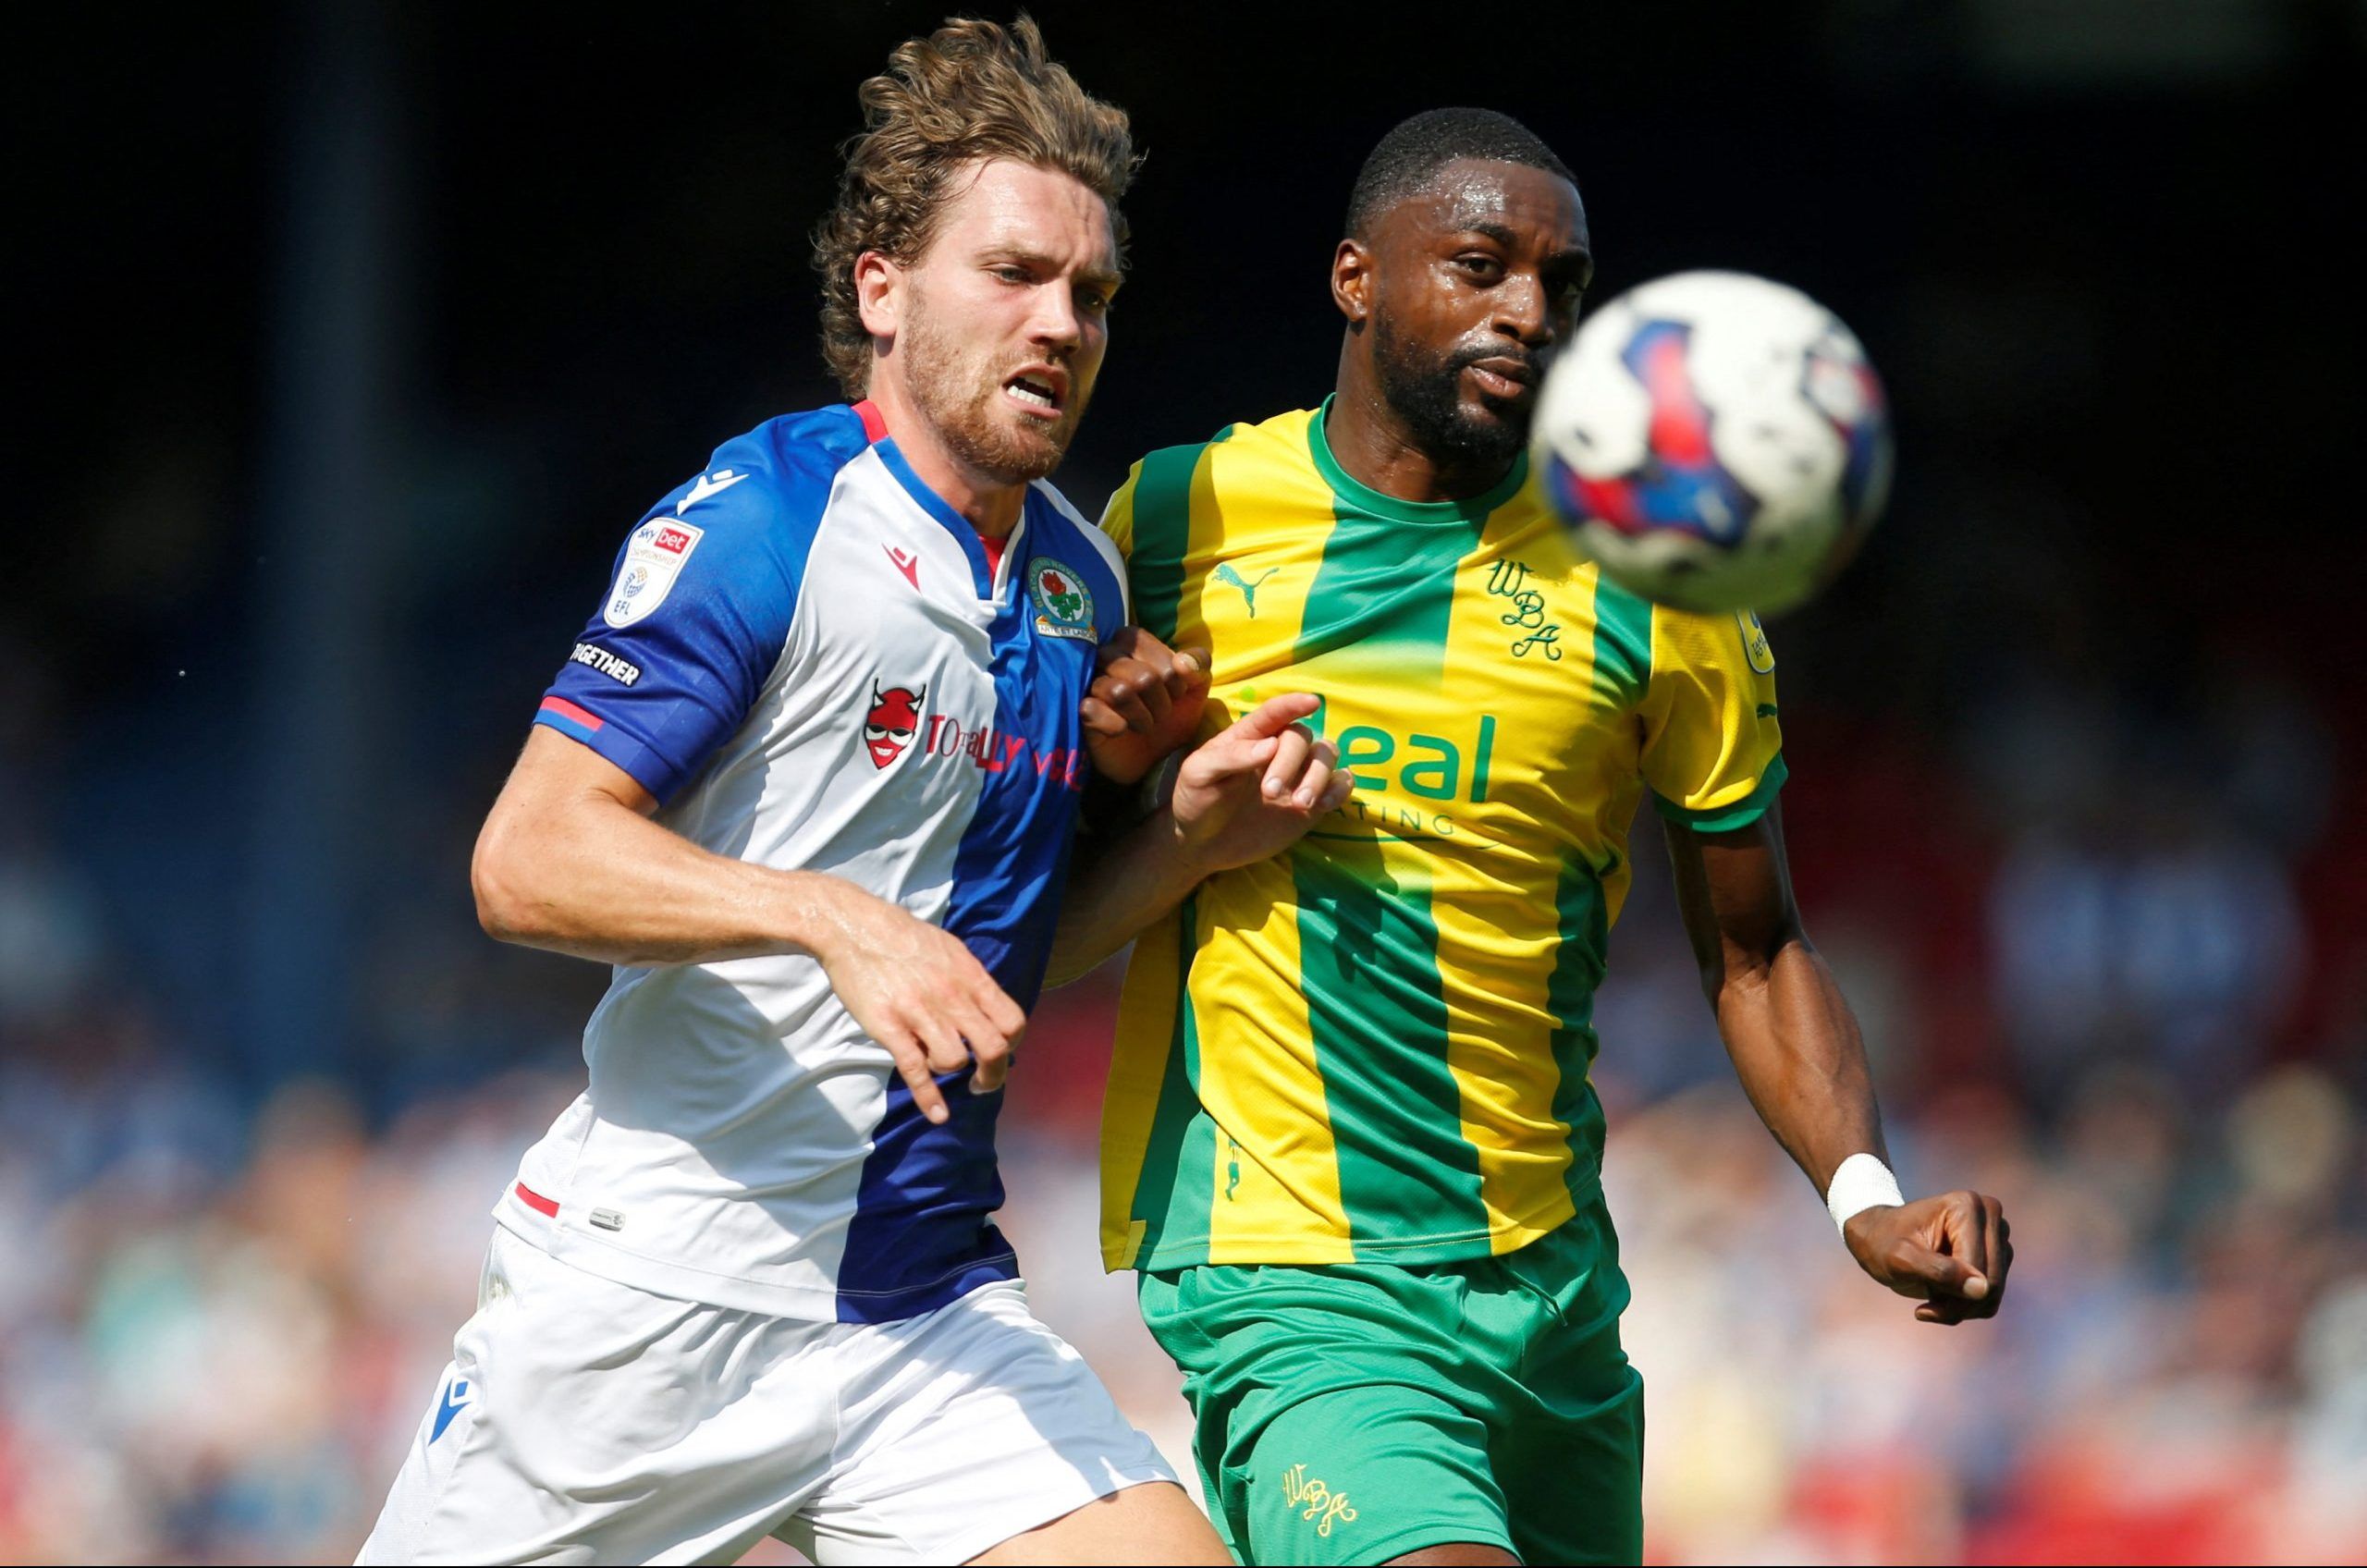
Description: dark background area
xmin=6 ymin=4 xmax=2363 ymax=1561
xmin=15 ymin=0 xmax=2362 ymax=1095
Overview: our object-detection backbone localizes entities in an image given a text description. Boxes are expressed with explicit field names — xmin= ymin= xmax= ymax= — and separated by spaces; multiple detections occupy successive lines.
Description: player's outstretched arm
xmin=473 ymin=726 xmax=1024 ymax=1123
xmin=1044 ymin=693 xmax=1353 ymax=986
xmin=1665 ymin=804 xmax=2013 ymax=1324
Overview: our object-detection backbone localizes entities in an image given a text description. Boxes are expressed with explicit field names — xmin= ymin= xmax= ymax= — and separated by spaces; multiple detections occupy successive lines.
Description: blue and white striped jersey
xmin=497 ymin=400 xmax=1125 ymax=1323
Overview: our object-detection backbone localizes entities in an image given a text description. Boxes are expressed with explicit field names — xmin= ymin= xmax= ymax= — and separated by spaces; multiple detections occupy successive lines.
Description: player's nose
xmin=1491 ymin=272 xmax=1552 ymax=347
xmin=1026 ymin=287 xmax=1083 ymax=350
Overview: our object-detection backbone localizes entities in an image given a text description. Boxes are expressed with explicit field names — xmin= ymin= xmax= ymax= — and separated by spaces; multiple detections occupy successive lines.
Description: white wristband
xmin=1825 ymin=1153 xmax=1905 ymax=1236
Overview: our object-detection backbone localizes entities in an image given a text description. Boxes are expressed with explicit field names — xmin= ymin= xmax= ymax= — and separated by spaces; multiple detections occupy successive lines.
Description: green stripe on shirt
xmin=1132 ymin=895 xmax=1220 ymax=1254
xmin=1589 ymin=575 xmax=1653 ymax=709
xmin=1290 ymin=405 xmax=1494 ymax=1255
xmin=1123 ymin=427 xmax=1231 ymax=642
xmin=1546 ymin=847 xmax=1614 ymax=1208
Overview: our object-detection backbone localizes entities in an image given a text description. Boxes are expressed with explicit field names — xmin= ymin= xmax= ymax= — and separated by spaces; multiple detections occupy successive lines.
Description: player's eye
xmin=991 ymin=263 xmax=1031 ymax=285
xmin=1077 ymin=287 xmax=1111 ymax=314
xmin=1455 ymin=253 xmax=1505 ymax=284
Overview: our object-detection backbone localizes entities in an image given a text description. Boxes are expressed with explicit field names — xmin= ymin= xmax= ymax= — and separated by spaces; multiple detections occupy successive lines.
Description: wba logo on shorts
xmin=1280 ymin=1463 xmax=1357 ymax=1537
xmin=863 ymin=681 xmax=925 ymax=768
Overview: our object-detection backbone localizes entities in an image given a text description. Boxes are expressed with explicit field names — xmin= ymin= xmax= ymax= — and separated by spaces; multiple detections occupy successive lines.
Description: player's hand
xmin=1168 ymin=693 xmax=1354 ymax=874
xmin=1844 ymin=1190 xmax=2013 ymax=1325
xmin=1082 ymin=626 xmax=1211 ymax=785
xmin=803 ymin=881 xmax=1026 ymax=1125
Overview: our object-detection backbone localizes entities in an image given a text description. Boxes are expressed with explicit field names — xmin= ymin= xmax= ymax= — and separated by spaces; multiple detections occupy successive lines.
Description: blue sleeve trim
xmin=532 ymin=707 xmax=681 ymax=801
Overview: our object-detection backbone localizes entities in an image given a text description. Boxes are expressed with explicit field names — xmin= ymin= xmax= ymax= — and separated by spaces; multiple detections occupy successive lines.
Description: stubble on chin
xmin=1373 ymin=318 xmax=1527 ymax=471
xmin=900 ymin=309 xmax=1078 ymax=485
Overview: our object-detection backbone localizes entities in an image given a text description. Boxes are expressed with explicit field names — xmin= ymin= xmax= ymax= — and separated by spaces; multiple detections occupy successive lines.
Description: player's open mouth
xmin=1002 ymin=367 xmax=1066 ymax=418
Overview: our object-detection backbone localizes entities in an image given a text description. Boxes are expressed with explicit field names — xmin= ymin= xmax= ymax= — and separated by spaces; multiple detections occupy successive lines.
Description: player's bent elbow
xmin=470 ymin=815 xmax=546 ymax=946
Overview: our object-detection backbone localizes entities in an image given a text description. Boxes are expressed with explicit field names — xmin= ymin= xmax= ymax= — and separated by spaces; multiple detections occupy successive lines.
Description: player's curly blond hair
xmin=813 ymin=15 xmax=1137 ymax=397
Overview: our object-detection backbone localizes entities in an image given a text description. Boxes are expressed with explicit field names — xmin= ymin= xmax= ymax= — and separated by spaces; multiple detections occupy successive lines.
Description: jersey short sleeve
xmin=534 ymin=410 xmax=862 ymax=802
xmin=1637 ymin=606 xmax=1786 ymax=832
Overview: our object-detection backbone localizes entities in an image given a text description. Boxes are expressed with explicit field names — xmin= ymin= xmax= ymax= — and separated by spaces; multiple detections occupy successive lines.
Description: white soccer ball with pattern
xmin=1531 ymin=270 xmax=1893 ymax=616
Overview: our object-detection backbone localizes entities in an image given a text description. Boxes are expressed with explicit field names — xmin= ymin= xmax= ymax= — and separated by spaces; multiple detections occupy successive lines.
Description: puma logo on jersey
xmin=1214 ymin=562 xmax=1278 ymax=617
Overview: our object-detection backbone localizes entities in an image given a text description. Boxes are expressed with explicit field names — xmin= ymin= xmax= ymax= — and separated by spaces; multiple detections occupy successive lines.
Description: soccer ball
xmin=1531 ymin=270 xmax=1893 ymax=617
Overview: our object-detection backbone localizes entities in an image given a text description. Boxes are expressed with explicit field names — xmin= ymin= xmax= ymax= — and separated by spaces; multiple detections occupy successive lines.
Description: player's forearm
xmin=1713 ymin=936 xmax=1890 ymax=1194
xmin=1043 ymin=807 xmax=1208 ymax=987
xmin=472 ymin=794 xmax=863 ymax=969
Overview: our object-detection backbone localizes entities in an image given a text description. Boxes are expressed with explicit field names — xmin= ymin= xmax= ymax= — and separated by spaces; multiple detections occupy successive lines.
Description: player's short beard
xmin=1372 ymin=314 xmax=1532 ymax=474
xmin=897 ymin=288 xmax=1087 ymax=485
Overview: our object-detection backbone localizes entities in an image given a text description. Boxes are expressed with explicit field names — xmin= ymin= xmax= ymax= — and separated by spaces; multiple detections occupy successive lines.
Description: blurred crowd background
xmin=9 ymin=2 xmax=2363 ymax=1562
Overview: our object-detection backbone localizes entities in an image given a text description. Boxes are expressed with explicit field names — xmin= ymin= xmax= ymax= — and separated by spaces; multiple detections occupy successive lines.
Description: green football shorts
xmin=1137 ymin=1194 xmax=1644 ymax=1566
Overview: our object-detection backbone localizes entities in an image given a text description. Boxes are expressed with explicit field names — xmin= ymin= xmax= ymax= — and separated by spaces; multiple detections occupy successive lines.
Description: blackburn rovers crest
xmin=1025 ymin=558 xmax=1095 ymax=643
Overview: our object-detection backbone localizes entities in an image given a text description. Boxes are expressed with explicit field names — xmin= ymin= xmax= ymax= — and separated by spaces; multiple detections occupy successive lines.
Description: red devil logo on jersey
xmin=863 ymin=681 xmax=925 ymax=768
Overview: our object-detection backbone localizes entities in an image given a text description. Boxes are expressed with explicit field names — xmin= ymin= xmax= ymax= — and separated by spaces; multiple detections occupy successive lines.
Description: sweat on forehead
xmin=1416 ymin=162 xmax=1576 ymax=227
xmin=1344 ymin=106 xmax=1577 ymax=239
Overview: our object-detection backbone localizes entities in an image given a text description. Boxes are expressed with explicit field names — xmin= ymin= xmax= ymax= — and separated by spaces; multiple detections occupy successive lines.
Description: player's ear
xmin=854 ymin=251 xmax=904 ymax=340
xmin=1331 ymin=239 xmax=1372 ymax=329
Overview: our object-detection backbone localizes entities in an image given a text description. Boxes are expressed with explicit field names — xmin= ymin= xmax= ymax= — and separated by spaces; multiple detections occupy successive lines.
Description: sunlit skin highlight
xmin=855 ymin=158 xmax=1122 ymax=535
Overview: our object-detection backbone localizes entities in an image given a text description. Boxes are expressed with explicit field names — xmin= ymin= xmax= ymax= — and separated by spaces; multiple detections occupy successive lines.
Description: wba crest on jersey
xmin=605 ymin=519 xmax=704 ymax=629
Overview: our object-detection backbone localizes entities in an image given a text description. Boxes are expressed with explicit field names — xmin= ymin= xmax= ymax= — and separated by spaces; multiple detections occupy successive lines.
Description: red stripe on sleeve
xmin=513 ymin=1182 xmax=559 ymax=1218
xmin=539 ymin=695 xmax=604 ymax=731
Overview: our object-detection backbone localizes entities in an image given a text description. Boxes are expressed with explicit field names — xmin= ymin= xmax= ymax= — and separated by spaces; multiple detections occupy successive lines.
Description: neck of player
xmin=864 ymin=378 xmax=1026 ymax=537
xmin=1326 ymin=356 xmax=1514 ymax=505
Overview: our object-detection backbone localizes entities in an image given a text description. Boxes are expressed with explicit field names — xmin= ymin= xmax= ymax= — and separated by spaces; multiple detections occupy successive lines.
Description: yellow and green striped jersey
xmin=1097 ymin=399 xmax=1785 ymax=1272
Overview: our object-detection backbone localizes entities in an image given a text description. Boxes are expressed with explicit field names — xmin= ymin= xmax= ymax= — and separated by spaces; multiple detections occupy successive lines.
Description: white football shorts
xmin=358 ymin=1226 xmax=1176 ymax=1565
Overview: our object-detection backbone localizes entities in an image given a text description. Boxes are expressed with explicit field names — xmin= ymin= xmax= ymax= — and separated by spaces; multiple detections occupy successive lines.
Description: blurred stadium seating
xmin=5 ymin=698 xmax=2363 ymax=1561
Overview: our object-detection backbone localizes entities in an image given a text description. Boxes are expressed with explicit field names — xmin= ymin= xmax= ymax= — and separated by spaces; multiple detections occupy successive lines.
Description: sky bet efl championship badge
xmin=1025 ymin=557 xmax=1094 ymax=642
xmin=1737 ymin=608 xmax=1776 ymax=673
xmin=604 ymin=519 xmax=705 ymax=630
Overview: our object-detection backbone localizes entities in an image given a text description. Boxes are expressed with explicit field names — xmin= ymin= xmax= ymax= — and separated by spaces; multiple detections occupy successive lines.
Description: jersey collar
xmin=1307 ymin=392 xmax=1530 ymax=525
xmin=858 ymin=407 xmax=1024 ymax=604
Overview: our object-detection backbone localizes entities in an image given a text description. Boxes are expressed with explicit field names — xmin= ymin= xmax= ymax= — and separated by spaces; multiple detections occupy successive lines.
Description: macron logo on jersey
xmin=431 ymin=1378 xmax=472 ymax=1444
xmin=679 ymin=470 xmax=747 ymax=510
